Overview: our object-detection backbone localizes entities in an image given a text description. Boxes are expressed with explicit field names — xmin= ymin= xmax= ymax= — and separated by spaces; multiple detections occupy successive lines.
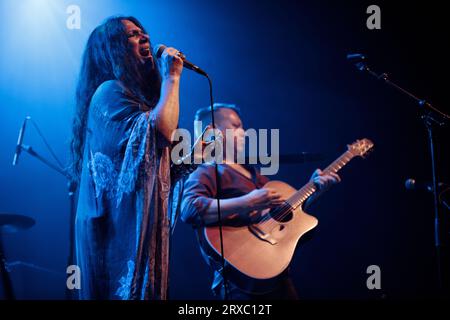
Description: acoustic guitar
xmin=201 ymin=139 xmax=374 ymax=291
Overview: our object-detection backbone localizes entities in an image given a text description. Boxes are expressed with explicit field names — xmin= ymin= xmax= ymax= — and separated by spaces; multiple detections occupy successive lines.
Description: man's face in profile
xmin=215 ymin=108 xmax=245 ymax=157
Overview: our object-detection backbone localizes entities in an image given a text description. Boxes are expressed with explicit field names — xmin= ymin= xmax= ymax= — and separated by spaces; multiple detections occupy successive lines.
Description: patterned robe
xmin=75 ymin=80 xmax=173 ymax=300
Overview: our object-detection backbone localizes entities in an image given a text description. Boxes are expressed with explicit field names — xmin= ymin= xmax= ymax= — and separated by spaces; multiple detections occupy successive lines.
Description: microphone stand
xmin=204 ymin=75 xmax=230 ymax=300
xmin=0 ymin=232 xmax=15 ymax=300
xmin=350 ymin=55 xmax=450 ymax=295
xmin=12 ymin=118 xmax=77 ymax=300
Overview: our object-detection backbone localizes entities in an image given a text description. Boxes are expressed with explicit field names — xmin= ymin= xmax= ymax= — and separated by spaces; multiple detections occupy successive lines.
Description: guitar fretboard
xmin=286 ymin=150 xmax=355 ymax=210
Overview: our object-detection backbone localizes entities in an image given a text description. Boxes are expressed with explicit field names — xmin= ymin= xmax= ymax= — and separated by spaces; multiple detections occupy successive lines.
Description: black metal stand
xmin=0 ymin=232 xmax=15 ymax=300
xmin=66 ymin=180 xmax=77 ymax=300
xmin=204 ymin=75 xmax=229 ymax=300
xmin=349 ymin=54 xmax=450 ymax=294
xmin=13 ymin=118 xmax=77 ymax=300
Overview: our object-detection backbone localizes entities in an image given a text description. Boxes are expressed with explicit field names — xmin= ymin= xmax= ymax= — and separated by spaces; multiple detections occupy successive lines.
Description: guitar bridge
xmin=248 ymin=225 xmax=277 ymax=245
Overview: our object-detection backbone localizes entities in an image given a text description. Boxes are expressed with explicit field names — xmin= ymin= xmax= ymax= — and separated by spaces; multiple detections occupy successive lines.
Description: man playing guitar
xmin=180 ymin=103 xmax=340 ymax=300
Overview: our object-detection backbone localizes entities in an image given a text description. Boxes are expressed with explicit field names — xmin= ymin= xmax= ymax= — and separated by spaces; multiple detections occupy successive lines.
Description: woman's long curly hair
xmin=70 ymin=16 xmax=161 ymax=184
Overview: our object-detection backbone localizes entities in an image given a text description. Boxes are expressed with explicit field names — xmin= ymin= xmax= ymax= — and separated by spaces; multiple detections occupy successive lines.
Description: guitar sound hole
xmin=270 ymin=207 xmax=293 ymax=222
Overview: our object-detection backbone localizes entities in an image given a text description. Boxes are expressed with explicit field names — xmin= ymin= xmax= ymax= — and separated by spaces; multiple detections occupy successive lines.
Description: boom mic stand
xmin=12 ymin=116 xmax=77 ymax=300
xmin=348 ymin=53 xmax=450 ymax=295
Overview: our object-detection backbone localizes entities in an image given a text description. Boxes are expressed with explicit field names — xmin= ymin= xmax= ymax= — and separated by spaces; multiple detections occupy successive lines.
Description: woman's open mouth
xmin=139 ymin=47 xmax=150 ymax=57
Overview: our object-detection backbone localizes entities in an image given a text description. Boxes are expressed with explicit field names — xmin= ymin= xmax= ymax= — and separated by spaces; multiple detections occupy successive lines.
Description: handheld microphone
xmin=153 ymin=44 xmax=207 ymax=76
xmin=12 ymin=116 xmax=30 ymax=166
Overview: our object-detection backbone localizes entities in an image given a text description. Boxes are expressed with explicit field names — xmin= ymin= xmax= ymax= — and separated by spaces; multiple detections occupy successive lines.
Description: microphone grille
xmin=405 ymin=178 xmax=416 ymax=190
xmin=153 ymin=44 xmax=166 ymax=58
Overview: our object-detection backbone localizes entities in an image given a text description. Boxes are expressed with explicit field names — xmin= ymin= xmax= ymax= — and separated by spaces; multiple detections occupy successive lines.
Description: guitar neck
xmin=287 ymin=150 xmax=356 ymax=210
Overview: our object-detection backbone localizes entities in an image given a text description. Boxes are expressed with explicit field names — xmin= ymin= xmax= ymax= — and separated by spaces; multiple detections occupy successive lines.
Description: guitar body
xmin=203 ymin=180 xmax=319 ymax=282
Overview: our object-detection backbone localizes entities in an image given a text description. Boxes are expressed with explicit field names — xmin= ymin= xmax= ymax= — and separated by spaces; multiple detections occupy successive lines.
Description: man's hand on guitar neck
xmin=304 ymin=169 xmax=341 ymax=209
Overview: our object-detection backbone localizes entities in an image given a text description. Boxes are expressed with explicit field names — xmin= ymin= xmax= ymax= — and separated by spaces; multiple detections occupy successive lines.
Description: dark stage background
xmin=0 ymin=0 xmax=448 ymax=299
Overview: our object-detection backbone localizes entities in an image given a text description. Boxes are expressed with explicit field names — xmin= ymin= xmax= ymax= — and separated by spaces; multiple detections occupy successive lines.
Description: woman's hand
xmin=157 ymin=46 xmax=184 ymax=80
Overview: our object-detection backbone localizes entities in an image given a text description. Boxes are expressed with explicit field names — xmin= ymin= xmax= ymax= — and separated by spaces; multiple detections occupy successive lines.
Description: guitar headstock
xmin=347 ymin=138 xmax=374 ymax=158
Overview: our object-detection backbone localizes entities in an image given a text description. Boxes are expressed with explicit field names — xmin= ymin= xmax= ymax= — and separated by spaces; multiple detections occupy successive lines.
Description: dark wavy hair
xmin=70 ymin=16 xmax=161 ymax=183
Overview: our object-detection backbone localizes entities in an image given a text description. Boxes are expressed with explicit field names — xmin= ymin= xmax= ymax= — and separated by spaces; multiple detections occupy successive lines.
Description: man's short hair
xmin=193 ymin=103 xmax=241 ymax=139
xmin=194 ymin=103 xmax=241 ymax=123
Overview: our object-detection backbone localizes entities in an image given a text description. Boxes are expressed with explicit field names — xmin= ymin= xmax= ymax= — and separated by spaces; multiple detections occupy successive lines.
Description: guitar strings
xmin=256 ymin=162 xmax=346 ymax=230
xmin=252 ymin=149 xmax=363 ymax=230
